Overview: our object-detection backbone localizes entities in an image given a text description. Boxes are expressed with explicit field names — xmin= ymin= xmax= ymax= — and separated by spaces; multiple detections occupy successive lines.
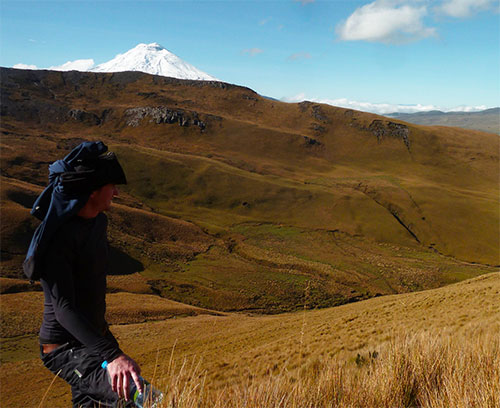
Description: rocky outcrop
xmin=68 ymin=109 xmax=101 ymax=125
xmin=343 ymin=109 xmax=355 ymax=118
xmin=368 ymin=120 xmax=410 ymax=151
xmin=311 ymin=105 xmax=329 ymax=123
xmin=137 ymin=92 xmax=158 ymax=98
xmin=242 ymin=94 xmax=258 ymax=102
xmin=299 ymin=101 xmax=330 ymax=123
xmin=303 ymin=136 xmax=322 ymax=146
xmin=124 ymin=106 xmax=220 ymax=131
xmin=311 ymin=124 xmax=326 ymax=134
xmin=299 ymin=102 xmax=330 ymax=143
xmin=298 ymin=101 xmax=312 ymax=112
xmin=298 ymin=101 xmax=330 ymax=124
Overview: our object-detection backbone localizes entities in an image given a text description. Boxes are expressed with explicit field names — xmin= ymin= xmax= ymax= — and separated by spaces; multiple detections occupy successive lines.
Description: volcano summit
xmin=91 ymin=42 xmax=217 ymax=80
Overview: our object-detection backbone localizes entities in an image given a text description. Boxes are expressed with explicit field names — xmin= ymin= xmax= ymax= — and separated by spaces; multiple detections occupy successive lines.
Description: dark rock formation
xmin=303 ymin=136 xmax=322 ymax=146
xmin=242 ymin=95 xmax=258 ymax=102
xmin=137 ymin=92 xmax=158 ymax=98
xmin=298 ymin=101 xmax=312 ymax=112
xmin=68 ymin=109 xmax=101 ymax=125
xmin=298 ymin=101 xmax=330 ymax=128
xmin=311 ymin=124 xmax=326 ymax=134
xmin=343 ymin=109 xmax=355 ymax=118
xmin=124 ymin=106 xmax=218 ymax=131
xmin=368 ymin=120 xmax=410 ymax=151
xmin=311 ymin=105 xmax=329 ymax=123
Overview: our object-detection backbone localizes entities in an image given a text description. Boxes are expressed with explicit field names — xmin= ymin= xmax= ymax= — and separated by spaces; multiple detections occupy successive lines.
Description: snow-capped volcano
xmin=91 ymin=43 xmax=217 ymax=81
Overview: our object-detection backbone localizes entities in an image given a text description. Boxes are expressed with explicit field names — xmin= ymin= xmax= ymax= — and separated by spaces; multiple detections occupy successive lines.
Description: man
xmin=24 ymin=141 xmax=142 ymax=407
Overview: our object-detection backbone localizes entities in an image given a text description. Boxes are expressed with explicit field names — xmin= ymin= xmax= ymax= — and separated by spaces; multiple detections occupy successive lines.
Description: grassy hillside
xmin=1 ymin=172 xmax=494 ymax=313
xmin=1 ymin=67 xmax=498 ymax=313
xmin=1 ymin=272 xmax=498 ymax=407
xmin=1 ymin=66 xmax=498 ymax=408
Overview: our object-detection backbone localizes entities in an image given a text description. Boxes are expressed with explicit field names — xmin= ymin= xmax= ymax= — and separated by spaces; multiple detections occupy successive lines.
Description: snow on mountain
xmin=91 ymin=43 xmax=217 ymax=81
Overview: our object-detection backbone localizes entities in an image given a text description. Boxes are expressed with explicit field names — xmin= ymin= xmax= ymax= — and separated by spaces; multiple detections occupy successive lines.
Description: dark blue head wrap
xmin=23 ymin=141 xmax=126 ymax=281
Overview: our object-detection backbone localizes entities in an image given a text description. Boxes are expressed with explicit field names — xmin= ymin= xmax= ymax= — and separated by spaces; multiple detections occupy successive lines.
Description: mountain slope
xmin=92 ymin=42 xmax=217 ymax=80
xmin=1 ymin=67 xmax=498 ymax=313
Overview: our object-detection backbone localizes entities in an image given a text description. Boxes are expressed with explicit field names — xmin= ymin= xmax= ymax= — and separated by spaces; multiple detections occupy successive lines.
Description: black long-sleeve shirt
xmin=39 ymin=213 xmax=122 ymax=362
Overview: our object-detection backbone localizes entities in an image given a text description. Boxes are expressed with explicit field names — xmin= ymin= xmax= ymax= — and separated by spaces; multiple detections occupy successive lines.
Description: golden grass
xmin=2 ymin=273 xmax=498 ymax=407
xmin=0 ymin=291 xmax=222 ymax=338
xmin=0 ymin=277 xmax=41 ymax=294
xmin=151 ymin=327 xmax=500 ymax=408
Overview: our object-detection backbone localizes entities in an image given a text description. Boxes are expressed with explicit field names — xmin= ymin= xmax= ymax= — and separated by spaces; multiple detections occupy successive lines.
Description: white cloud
xmin=281 ymin=93 xmax=489 ymax=114
xmin=13 ymin=59 xmax=95 ymax=72
xmin=13 ymin=63 xmax=38 ymax=70
xmin=337 ymin=0 xmax=436 ymax=44
xmin=242 ymin=48 xmax=263 ymax=56
xmin=438 ymin=0 xmax=497 ymax=18
xmin=287 ymin=52 xmax=312 ymax=61
xmin=48 ymin=59 xmax=95 ymax=71
xmin=444 ymin=105 xmax=490 ymax=112
xmin=295 ymin=0 xmax=315 ymax=5
xmin=259 ymin=17 xmax=272 ymax=25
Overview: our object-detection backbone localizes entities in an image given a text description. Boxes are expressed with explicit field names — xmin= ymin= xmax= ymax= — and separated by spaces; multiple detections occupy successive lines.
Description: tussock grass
xmin=151 ymin=327 xmax=500 ymax=408
xmin=2 ymin=274 xmax=498 ymax=407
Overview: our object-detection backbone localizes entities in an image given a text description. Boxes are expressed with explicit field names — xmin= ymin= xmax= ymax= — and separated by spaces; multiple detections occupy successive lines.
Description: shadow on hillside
xmin=7 ymin=190 xmax=38 ymax=209
xmin=108 ymin=246 xmax=144 ymax=275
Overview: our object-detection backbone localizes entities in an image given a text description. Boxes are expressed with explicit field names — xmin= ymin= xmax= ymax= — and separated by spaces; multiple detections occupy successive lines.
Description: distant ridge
xmin=386 ymin=108 xmax=500 ymax=134
xmin=91 ymin=42 xmax=218 ymax=81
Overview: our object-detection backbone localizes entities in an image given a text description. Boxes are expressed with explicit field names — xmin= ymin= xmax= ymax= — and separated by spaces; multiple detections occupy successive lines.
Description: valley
xmin=1 ymin=67 xmax=499 ymax=406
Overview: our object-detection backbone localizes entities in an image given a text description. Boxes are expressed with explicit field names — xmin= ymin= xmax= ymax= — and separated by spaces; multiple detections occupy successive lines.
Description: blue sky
xmin=1 ymin=0 xmax=499 ymax=114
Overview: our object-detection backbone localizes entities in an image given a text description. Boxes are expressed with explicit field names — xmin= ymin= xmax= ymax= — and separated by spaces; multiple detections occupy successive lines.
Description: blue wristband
xmin=101 ymin=360 xmax=108 ymax=369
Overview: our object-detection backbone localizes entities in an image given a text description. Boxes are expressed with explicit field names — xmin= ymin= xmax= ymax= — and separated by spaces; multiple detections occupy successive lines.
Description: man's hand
xmin=106 ymin=354 xmax=142 ymax=401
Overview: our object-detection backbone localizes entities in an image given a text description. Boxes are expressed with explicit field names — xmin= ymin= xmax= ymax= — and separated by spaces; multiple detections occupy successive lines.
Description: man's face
xmin=90 ymin=183 xmax=118 ymax=212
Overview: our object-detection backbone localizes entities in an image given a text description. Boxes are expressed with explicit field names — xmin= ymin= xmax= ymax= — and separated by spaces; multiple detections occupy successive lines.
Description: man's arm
xmin=41 ymin=227 xmax=142 ymax=399
xmin=42 ymin=260 xmax=122 ymax=362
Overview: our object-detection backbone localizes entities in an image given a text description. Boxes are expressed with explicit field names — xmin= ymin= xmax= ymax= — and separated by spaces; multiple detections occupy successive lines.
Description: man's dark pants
xmin=40 ymin=343 xmax=132 ymax=408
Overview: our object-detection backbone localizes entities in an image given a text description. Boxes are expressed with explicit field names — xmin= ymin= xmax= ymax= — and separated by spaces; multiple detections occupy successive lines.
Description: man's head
xmin=24 ymin=141 xmax=127 ymax=280
xmin=66 ymin=145 xmax=127 ymax=218
xmin=61 ymin=150 xmax=127 ymax=195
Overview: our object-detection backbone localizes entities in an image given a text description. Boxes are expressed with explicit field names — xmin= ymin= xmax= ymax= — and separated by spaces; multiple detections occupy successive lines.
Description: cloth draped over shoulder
xmin=23 ymin=141 xmax=126 ymax=281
